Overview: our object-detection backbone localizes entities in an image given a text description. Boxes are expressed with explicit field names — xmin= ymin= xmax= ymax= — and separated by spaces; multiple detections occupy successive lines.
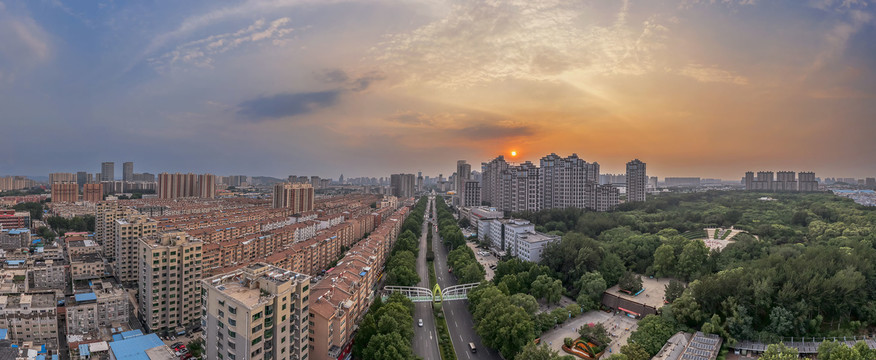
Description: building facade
xmin=137 ymin=231 xmax=203 ymax=334
xmin=114 ymin=214 xmax=158 ymax=283
xmin=83 ymin=183 xmax=104 ymax=202
xmin=626 ymin=159 xmax=646 ymax=203
xmin=101 ymin=162 xmax=115 ymax=182
xmin=272 ymin=183 xmax=315 ymax=213
xmin=201 ymin=263 xmax=311 ymax=360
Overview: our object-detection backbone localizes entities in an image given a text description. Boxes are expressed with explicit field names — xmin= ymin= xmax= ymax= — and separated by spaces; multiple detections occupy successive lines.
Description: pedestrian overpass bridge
xmin=382 ymin=283 xmax=479 ymax=302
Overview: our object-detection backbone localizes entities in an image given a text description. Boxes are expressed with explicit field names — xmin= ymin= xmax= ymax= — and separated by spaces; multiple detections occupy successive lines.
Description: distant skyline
xmin=2 ymin=1 xmax=875 ymax=179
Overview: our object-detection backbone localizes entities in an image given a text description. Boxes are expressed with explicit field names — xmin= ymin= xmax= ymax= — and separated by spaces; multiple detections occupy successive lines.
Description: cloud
xmin=678 ymin=64 xmax=749 ymax=85
xmin=454 ymin=123 xmax=535 ymax=140
xmin=0 ymin=5 xmax=52 ymax=80
xmin=317 ymin=69 xmax=386 ymax=91
xmin=236 ymin=90 xmax=342 ymax=121
xmin=376 ymin=1 xmax=670 ymax=87
xmin=387 ymin=111 xmax=433 ymax=125
xmin=148 ymin=17 xmax=295 ymax=71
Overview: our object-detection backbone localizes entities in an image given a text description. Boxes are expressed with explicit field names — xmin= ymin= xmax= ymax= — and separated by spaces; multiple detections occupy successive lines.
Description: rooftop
xmin=109 ymin=333 xmax=171 ymax=360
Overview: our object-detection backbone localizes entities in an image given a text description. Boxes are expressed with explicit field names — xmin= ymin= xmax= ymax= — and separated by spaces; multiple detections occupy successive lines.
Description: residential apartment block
xmin=0 ymin=292 xmax=58 ymax=349
xmin=744 ymin=171 xmax=819 ymax=192
xmin=137 ymin=231 xmax=203 ymax=335
xmin=114 ymin=214 xmax=157 ymax=283
xmin=158 ymin=172 xmax=216 ymax=199
xmin=272 ymin=182 xmax=315 ymax=212
xmin=52 ymin=182 xmax=79 ymax=203
xmin=201 ymin=263 xmax=311 ymax=360
xmin=626 ymin=159 xmax=647 ymax=203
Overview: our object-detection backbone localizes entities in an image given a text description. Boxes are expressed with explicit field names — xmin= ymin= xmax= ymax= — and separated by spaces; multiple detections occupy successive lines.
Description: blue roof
xmin=52 ymin=355 xmax=59 ymax=360
xmin=40 ymin=344 xmax=46 ymax=353
xmin=359 ymin=271 xmax=367 ymax=276
xmin=74 ymin=293 xmax=97 ymax=302
xmin=0 ymin=329 xmax=7 ymax=340
xmin=110 ymin=333 xmax=165 ymax=360
xmin=35 ymin=356 xmax=45 ymax=360
xmin=78 ymin=344 xmax=90 ymax=356
xmin=120 ymin=329 xmax=144 ymax=339
xmin=112 ymin=334 xmax=123 ymax=342
xmin=5 ymin=260 xmax=24 ymax=266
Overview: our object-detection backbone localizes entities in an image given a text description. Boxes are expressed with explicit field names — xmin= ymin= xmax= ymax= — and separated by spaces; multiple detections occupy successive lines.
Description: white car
xmin=418 ymin=319 xmax=423 ymax=327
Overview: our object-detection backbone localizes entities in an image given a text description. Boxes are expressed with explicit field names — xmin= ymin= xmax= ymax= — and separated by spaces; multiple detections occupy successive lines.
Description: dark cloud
xmin=350 ymin=71 xmax=386 ymax=92
xmin=318 ymin=69 xmax=349 ymax=83
xmin=236 ymin=90 xmax=341 ymax=121
xmin=455 ymin=123 xmax=534 ymax=139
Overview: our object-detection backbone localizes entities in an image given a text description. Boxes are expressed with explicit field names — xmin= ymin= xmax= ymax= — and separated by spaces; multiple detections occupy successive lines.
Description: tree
xmin=362 ymin=332 xmax=421 ymax=360
xmin=677 ymin=241 xmax=708 ymax=280
xmin=618 ymin=271 xmax=643 ymax=293
xmin=458 ymin=217 xmax=471 ymax=228
xmin=476 ymin=301 xmax=535 ymax=358
xmin=509 ymin=293 xmax=539 ymax=315
xmin=664 ymin=279 xmax=685 ymax=303
xmin=13 ymin=202 xmax=43 ymax=221
xmin=599 ymin=252 xmax=626 ymax=286
xmin=352 ymin=314 xmax=377 ymax=359
xmin=187 ymin=339 xmax=204 ymax=358
xmin=531 ymin=275 xmax=563 ymax=304
xmin=767 ymin=306 xmax=795 ymax=336
xmin=620 ymin=343 xmax=650 ymax=360
xmin=628 ymin=315 xmax=676 ymax=356
xmin=515 ymin=343 xmax=562 ymax=360
xmin=760 ymin=343 xmax=798 ymax=360
xmin=576 ymin=271 xmax=607 ymax=305
xmin=458 ymin=262 xmax=485 ymax=284
xmin=652 ymin=244 xmax=676 ymax=277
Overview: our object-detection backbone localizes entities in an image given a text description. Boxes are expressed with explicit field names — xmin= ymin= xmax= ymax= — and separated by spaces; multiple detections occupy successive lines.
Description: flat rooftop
xmin=605 ymin=276 xmax=678 ymax=309
xmin=214 ymin=281 xmax=264 ymax=308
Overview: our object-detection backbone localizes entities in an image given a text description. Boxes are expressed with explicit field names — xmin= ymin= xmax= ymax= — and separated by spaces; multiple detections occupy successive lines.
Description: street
xmin=413 ymin=197 xmax=442 ymax=360
xmin=430 ymin=196 xmax=503 ymax=360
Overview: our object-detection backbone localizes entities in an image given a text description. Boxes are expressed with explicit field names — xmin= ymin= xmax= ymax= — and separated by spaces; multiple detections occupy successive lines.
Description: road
xmin=413 ymin=197 xmax=442 ymax=360
xmin=430 ymin=196 xmax=503 ymax=360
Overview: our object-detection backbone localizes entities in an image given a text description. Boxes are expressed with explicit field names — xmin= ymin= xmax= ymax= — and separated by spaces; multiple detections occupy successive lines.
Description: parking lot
xmin=465 ymin=242 xmax=498 ymax=281
xmin=159 ymin=330 xmax=202 ymax=359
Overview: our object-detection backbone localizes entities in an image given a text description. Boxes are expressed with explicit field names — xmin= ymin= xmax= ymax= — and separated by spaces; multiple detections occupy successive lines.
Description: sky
xmin=1 ymin=0 xmax=875 ymax=180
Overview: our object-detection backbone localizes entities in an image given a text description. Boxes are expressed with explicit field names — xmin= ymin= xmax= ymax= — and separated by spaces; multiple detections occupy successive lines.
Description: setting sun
xmin=510 ymin=151 xmax=517 ymax=157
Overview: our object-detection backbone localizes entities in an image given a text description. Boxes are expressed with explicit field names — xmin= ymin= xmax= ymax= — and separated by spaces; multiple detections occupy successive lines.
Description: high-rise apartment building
xmin=101 ymin=162 xmax=115 ymax=181
xmin=83 ymin=183 xmax=104 ymax=202
xmin=462 ymin=180 xmax=481 ymax=207
xmin=76 ymin=171 xmax=91 ymax=187
xmin=137 ymin=231 xmax=203 ymax=334
xmin=123 ymin=162 xmax=134 ymax=182
xmin=158 ymin=173 xmax=215 ymax=199
xmin=626 ymin=159 xmax=647 ymax=203
xmin=390 ymin=173 xmax=416 ymax=199
xmin=198 ymin=173 xmax=216 ymax=198
xmin=49 ymin=172 xmax=76 ymax=184
xmin=51 ymin=182 xmax=78 ymax=203
xmin=503 ymin=162 xmax=541 ymax=212
xmin=539 ymin=153 xmax=599 ymax=210
xmin=746 ymin=170 xmax=818 ymax=192
xmin=272 ymin=183 xmax=315 ymax=212
xmin=114 ymin=214 xmax=158 ymax=283
xmin=201 ymin=263 xmax=311 ymax=360
xmin=481 ymin=156 xmax=510 ymax=208
xmin=96 ymin=202 xmax=134 ymax=259
xmin=798 ymin=172 xmax=818 ymax=192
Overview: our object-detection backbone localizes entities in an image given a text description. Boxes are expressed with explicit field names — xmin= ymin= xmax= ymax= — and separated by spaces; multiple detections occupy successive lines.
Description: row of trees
xmin=352 ymin=197 xmax=429 ymax=360
xmin=434 ymin=197 xmax=484 ymax=282
xmin=351 ymin=293 xmax=421 ymax=360
xmin=45 ymin=215 xmax=96 ymax=235
xmin=385 ymin=197 xmax=428 ymax=286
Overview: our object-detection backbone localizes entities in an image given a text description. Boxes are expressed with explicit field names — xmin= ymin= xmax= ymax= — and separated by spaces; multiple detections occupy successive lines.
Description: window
xmin=228 ymin=307 xmax=236 ymax=314
xmin=227 ymin=329 xmax=236 ymax=338
xmin=228 ymin=318 xmax=236 ymax=326
xmin=252 ymin=336 xmax=262 ymax=346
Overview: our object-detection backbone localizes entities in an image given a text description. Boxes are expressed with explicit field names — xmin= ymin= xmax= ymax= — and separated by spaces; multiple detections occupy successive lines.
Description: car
xmin=172 ymin=343 xmax=183 ymax=349
xmin=418 ymin=319 xmax=423 ymax=327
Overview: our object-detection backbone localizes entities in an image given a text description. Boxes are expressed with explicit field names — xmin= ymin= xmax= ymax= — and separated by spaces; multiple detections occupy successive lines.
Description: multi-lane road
xmin=429 ymin=196 xmax=503 ymax=360
xmin=413 ymin=197 xmax=442 ymax=359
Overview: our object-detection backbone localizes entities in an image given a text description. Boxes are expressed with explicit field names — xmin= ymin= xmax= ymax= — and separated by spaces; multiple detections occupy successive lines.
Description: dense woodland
xmin=498 ymin=191 xmax=876 ymax=359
